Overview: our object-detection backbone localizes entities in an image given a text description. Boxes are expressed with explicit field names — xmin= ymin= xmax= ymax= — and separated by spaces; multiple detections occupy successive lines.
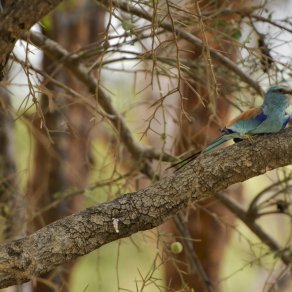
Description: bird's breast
xmin=261 ymin=114 xmax=286 ymax=133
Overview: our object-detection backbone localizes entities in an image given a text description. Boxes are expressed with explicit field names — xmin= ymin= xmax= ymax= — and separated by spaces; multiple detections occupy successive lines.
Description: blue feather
xmin=255 ymin=112 xmax=268 ymax=123
xmin=203 ymin=133 xmax=242 ymax=153
xmin=282 ymin=114 xmax=290 ymax=128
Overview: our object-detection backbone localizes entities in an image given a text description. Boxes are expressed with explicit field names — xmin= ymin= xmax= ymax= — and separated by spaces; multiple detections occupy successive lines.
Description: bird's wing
xmin=283 ymin=113 xmax=290 ymax=128
xmin=225 ymin=107 xmax=267 ymax=134
xmin=226 ymin=107 xmax=265 ymax=127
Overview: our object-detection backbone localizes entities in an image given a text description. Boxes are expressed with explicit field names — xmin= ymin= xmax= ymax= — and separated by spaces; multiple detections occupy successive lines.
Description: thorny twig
xmin=174 ymin=213 xmax=214 ymax=292
xmin=251 ymin=15 xmax=292 ymax=35
xmin=214 ymin=192 xmax=292 ymax=265
xmin=96 ymin=0 xmax=264 ymax=95
xmin=26 ymin=31 xmax=175 ymax=174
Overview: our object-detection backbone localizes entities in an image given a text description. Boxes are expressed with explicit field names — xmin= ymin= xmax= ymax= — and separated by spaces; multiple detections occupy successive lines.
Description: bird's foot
xmin=243 ymin=134 xmax=254 ymax=144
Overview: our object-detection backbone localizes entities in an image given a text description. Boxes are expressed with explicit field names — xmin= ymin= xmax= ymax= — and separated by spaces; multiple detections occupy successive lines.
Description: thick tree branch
xmin=1 ymin=128 xmax=292 ymax=288
xmin=0 ymin=0 xmax=63 ymax=80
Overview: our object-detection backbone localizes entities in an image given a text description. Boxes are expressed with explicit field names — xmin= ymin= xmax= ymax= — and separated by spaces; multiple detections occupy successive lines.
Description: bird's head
xmin=264 ymin=85 xmax=292 ymax=108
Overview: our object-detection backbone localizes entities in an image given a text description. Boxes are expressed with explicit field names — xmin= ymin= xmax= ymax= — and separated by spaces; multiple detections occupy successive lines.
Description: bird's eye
xmin=273 ymin=88 xmax=286 ymax=94
xmin=275 ymin=89 xmax=283 ymax=93
xmin=269 ymin=87 xmax=292 ymax=95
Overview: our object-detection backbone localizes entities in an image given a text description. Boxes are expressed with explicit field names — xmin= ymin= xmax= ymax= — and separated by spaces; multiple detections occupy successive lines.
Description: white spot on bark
xmin=113 ymin=218 xmax=119 ymax=233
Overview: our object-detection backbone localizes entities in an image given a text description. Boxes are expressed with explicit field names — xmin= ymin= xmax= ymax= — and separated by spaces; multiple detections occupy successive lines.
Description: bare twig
xmin=174 ymin=213 xmax=214 ymax=292
xmin=26 ymin=31 xmax=175 ymax=169
xmin=214 ymin=192 xmax=292 ymax=265
xmin=247 ymin=176 xmax=292 ymax=215
xmin=96 ymin=0 xmax=264 ymax=95
xmin=251 ymin=15 xmax=292 ymax=34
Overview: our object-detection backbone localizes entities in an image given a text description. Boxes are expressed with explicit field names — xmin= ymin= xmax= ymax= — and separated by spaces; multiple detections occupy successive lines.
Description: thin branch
xmin=96 ymin=0 xmax=264 ymax=95
xmin=26 ymin=31 xmax=174 ymax=166
xmin=174 ymin=214 xmax=214 ymax=292
xmin=251 ymin=15 xmax=292 ymax=34
xmin=247 ymin=176 xmax=292 ymax=214
xmin=214 ymin=192 xmax=292 ymax=265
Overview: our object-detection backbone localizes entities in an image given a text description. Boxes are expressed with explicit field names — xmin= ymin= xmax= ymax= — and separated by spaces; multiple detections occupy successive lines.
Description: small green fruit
xmin=171 ymin=241 xmax=183 ymax=254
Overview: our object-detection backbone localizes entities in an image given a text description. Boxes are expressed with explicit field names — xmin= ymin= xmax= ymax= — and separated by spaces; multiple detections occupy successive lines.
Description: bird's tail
xmin=202 ymin=133 xmax=240 ymax=153
xmin=168 ymin=133 xmax=241 ymax=171
xmin=167 ymin=150 xmax=201 ymax=171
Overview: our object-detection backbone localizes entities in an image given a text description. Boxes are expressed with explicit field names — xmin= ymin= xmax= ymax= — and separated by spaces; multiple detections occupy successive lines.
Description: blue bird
xmin=171 ymin=85 xmax=292 ymax=170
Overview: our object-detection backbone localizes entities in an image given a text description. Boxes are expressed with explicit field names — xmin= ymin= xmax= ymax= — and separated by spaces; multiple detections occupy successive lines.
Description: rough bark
xmin=0 ymin=128 xmax=292 ymax=288
xmin=0 ymin=0 xmax=63 ymax=80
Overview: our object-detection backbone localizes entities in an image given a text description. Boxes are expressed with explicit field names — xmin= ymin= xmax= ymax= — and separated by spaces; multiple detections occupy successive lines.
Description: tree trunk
xmin=164 ymin=1 xmax=251 ymax=291
xmin=26 ymin=1 xmax=105 ymax=291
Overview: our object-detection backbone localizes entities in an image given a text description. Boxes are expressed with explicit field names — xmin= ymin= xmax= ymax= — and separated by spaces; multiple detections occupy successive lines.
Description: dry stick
xmin=27 ymin=31 xmax=174 ymax=165
xmin=214 ymin=192 xmax=292 ymax=265
xmin=174 ymin=213 xmax=214 ymax=292
xmin=96 ymin=0 xmax=264 ymax=96
xmin=251 ymin=15 xmax=292 ymax=34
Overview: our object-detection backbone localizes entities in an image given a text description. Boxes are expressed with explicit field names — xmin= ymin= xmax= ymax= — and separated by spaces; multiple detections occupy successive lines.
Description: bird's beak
xmin=285 ymin=89 xmax=292 ymax=95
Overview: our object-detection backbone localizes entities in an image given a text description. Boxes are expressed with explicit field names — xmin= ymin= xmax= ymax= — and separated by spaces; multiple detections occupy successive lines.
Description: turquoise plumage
xmin=171 ymin=85 xmax=292 ymax=170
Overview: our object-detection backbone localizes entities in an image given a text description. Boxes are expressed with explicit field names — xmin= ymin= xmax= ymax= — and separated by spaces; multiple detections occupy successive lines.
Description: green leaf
xmin=231 ymin=28 xmax=242 ymax=40
xmin=122 ymin=20 xmax=136 ymax=35
xmin=41 ymin=16 xmax=52 ymax=32
xmin=245 ymin=35 xmax=251 ymax=44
